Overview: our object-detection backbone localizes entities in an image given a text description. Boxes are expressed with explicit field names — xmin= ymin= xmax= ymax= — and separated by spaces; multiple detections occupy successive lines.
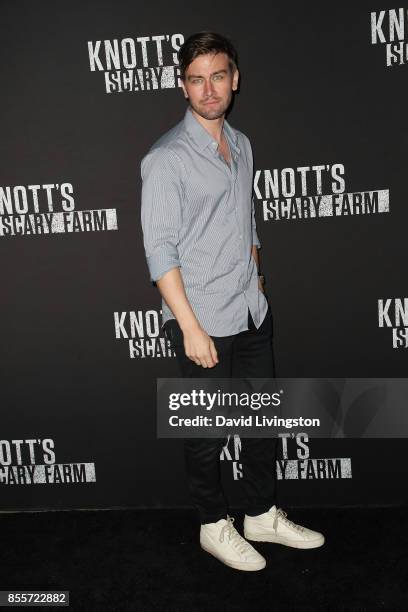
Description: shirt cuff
xmin=146 ymin=244 xmax=181 ymax=282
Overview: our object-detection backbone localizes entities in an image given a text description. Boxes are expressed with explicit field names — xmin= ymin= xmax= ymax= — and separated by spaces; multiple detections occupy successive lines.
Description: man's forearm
xmin=156 ymin=267 xmax=202 ymax=332
xmin=252 ymin=245 xmax=260 ymax=271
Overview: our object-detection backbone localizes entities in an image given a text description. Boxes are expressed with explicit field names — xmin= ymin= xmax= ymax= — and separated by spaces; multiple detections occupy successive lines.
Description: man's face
xmin=181 ymin=52 xmax=239 ymax=120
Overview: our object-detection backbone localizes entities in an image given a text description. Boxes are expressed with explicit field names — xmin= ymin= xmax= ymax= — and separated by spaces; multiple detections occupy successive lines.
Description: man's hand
xmin=183 ymin=327 xmax=219 ymax=368
xmin=258 ymin=274 xmax=265 ymax=293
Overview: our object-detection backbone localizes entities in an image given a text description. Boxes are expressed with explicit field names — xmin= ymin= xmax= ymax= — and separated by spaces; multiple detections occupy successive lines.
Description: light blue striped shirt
xmin=140 ymin=105 xmax=268 ymax=336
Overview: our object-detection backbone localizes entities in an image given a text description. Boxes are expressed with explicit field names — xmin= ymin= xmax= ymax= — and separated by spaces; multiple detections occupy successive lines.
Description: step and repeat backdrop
xmin=1 ymin=0 xmax=407 ymax=511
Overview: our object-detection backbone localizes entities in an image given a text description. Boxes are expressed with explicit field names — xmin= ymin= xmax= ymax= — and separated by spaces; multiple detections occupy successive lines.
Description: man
xmin=141 ymin=31 xmax=324 ymax=571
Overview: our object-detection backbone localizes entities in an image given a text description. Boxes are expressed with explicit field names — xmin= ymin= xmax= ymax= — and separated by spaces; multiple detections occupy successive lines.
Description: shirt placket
xmin=213 ymin=138 xmax=245 ymax=288
xmin=230 ymin=147 xmax=246 ymax=288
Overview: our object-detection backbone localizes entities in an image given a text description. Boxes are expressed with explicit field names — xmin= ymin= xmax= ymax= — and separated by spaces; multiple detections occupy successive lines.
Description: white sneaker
xmin=244 ymin=505 xmax=325 ymax=549
xmin=200 ymin=515 xmax=266 ymax=571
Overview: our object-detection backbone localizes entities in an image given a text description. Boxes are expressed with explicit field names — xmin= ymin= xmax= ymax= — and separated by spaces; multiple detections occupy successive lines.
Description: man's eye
xmin=213 ymin=74 xmax=223 ymax=80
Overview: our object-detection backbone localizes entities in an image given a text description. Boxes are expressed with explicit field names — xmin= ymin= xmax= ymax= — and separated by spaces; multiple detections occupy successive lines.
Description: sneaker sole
xmin=200 ymin=543 xmax=266 ymax=571
xmin=244 ymin=532 xmax=325 ymax=549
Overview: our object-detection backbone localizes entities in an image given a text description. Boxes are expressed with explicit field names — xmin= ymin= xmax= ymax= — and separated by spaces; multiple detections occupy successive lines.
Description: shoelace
xmin=274 ymin=508 xmax=305 ymax=533
xmin=219 ymin=515 xmax=253 ymax=554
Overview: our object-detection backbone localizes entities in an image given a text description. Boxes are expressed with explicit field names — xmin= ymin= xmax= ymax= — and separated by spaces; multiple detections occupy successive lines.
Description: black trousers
xmin=163 ymin=301 xmax=278 ymax=524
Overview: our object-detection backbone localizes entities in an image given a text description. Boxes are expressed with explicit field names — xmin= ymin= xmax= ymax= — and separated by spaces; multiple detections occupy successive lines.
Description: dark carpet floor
xmin=0 ymin=507 xmax=407 ymax=611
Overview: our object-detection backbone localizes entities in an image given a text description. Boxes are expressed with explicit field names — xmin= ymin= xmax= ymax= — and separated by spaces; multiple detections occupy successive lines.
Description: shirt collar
xmin=183 ymin=105 xmax=241 ymax=157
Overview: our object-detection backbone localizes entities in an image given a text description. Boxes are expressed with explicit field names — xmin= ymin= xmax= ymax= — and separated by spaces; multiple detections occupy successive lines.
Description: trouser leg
xmin=164 ymin=319 xmax=233 ymax=524
xmin=231 ymin=302 xmax=279 ymax=516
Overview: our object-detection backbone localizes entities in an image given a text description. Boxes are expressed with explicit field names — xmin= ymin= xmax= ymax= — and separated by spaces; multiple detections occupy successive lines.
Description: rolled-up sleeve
xmin=140 ymin=147 xmax=184 ymax=282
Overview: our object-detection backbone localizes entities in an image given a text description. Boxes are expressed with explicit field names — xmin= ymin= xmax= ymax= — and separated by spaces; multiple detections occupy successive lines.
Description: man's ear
xmin=181 ymin=81 xmax=189 ymax=99
xmin=232 ymin=69 xmax=240 ymax=91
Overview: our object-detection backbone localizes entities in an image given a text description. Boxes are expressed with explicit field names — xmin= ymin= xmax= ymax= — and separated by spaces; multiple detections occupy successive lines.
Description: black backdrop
xmin=1 ymin=0 xmax=407 ymax=511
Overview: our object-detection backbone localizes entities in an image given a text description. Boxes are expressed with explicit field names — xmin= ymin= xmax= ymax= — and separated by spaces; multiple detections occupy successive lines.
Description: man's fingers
xmin=190 ymin=352 xmax=216 ymax=368
xmin=209 ymin=341 xmax=219 ymax=365
xmin=187 ymin=352 xmax=206 ymax=367
xmin=195 ymin=353 xmax=213 ymax=368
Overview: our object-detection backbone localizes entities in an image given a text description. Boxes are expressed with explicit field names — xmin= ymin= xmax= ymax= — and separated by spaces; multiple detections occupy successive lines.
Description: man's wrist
xmin=180 ymin=318 xmax=202 ymax=334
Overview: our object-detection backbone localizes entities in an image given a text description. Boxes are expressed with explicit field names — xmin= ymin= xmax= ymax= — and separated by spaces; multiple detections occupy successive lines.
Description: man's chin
xmin=195 ymin=105 xmax=227 ymax=120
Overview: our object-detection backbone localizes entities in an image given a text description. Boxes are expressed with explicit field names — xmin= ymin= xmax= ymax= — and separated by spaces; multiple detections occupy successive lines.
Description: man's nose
xmin=203 ymin=79 xmax=215 ymax=97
